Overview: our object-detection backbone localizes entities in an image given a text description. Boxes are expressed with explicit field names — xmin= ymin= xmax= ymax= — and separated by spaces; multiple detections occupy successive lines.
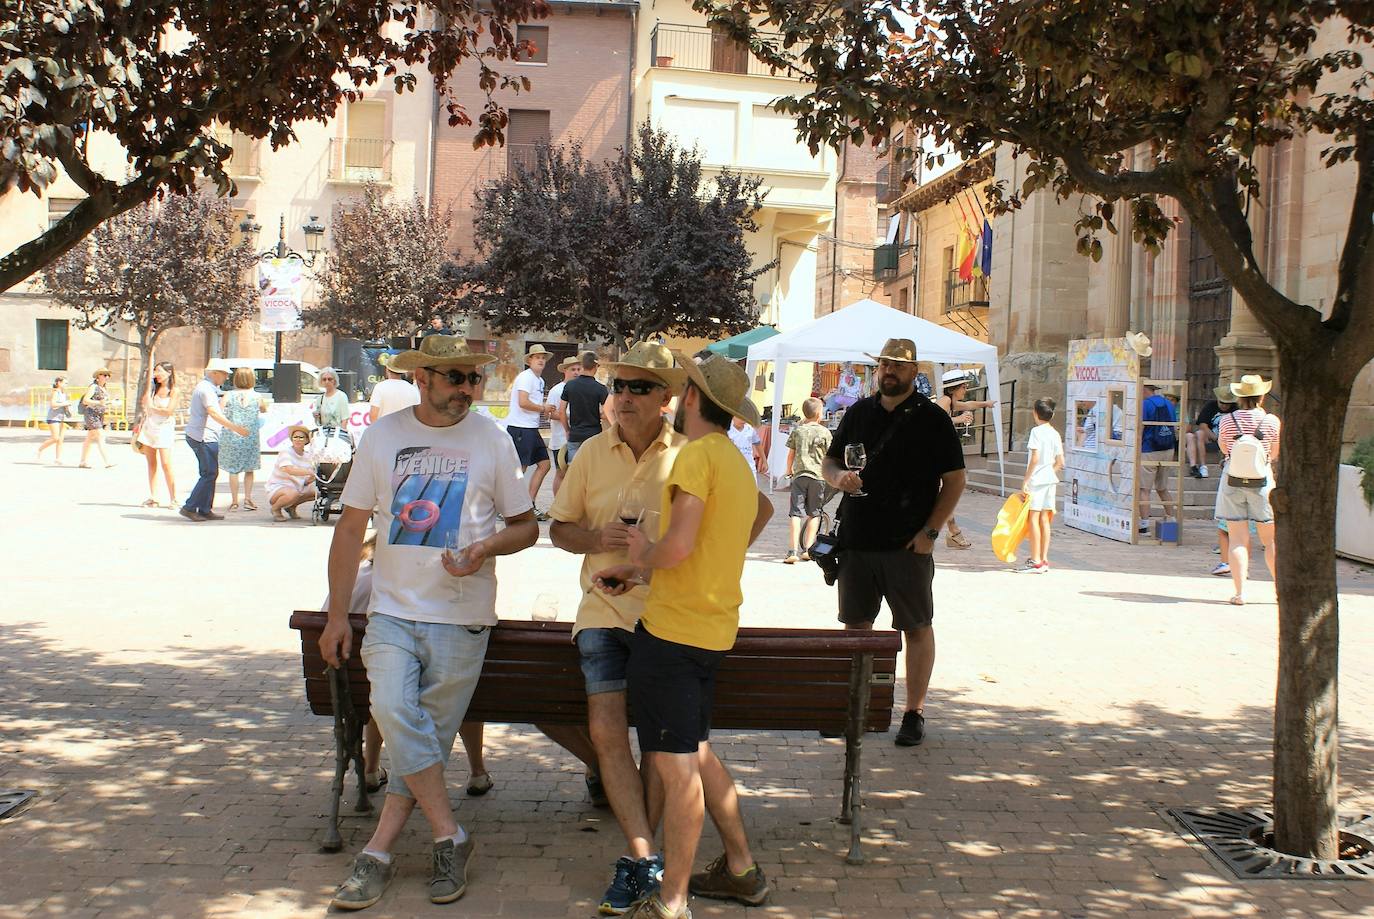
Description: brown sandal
xmin=946 ymin=531 xmax=973 ymax=549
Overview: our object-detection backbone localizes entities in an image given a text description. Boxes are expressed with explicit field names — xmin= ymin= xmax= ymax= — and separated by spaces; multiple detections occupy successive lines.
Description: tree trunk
xmin=131 ymin=330 xmax=159 ymax=424
xmin=1269 ymin=352 xmax=1347 ymax=859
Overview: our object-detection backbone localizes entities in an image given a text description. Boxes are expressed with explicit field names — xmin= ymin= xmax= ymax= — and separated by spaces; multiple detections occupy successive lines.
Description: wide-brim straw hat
xmin=557 ymin=356 xmax=580 ymax=372
xmin=605 ymin=341 xmax=688 ymax=391
xmin=92 ymin=367 xmax=113 ymax=378
xmin=389 ymin=335 xmax=496 ymax=372
xmin=673 ymin=350 xmax=760 ymax=427
xmin=864 ymin=338 xmax=918 ymax=364
xmin=1126 ymin=331 xmax=1153 ymax=358
xmin=525 ymin=344 xmax=552 ymax=363
xmin=285 ymin=424 xmax=313 ymax=444
xmin=1214 ymin=384 xmax=1236 ymax=403
xmin=1230 ymin=374 xmax=1273 ymax=398
xmin=205 ymin=358 xmax=233 ymax=374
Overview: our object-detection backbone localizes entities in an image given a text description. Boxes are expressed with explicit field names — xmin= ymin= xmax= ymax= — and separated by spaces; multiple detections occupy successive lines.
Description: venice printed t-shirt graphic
xmin=341 ymin=408 xmax=532 ymax=626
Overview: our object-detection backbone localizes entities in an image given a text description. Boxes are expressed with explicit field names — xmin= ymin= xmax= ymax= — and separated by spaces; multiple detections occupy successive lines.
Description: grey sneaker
xmin=331 ymin=853 xmax=395 ymax=911
xmin=430 ymin=835 xmax=474 ymax=904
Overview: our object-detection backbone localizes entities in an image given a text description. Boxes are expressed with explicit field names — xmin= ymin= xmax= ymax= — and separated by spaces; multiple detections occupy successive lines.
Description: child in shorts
xmin=1021 ymin=399 xmax=1064 ymax=572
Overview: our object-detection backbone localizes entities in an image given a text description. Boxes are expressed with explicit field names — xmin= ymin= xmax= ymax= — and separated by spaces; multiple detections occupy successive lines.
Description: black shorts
xmin=507 ymin=425 xmax=550 ymax=467
xmin=838 ymin=549 xmax=935 ymax=631
xmin=788 ymin=476 xmax=826 ymax=518
xmin=627 ymin=624 xmax=725 ymax=754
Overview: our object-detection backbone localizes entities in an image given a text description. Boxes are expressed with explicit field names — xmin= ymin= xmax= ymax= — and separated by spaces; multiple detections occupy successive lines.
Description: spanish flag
xmin=957 ymin=224 xmax=977 ymax=282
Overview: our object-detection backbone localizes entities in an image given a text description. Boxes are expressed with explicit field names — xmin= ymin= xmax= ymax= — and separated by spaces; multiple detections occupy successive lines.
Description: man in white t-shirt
xmin=507 ymin=344 xmax=554 ymax=517
xmin=368 ymin=360 xmax=420 ymax=425
xmin=320 ymin=335 xmax=538 ymax=912
xmin=547 ymin=356 xmax=579 ymax=496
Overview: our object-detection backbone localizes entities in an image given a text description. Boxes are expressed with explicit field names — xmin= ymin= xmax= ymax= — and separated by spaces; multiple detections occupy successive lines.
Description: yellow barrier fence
xmin=27 ymin=385 xmax=132 ymax=432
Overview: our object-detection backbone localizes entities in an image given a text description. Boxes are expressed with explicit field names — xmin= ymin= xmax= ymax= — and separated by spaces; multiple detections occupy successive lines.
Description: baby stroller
xmin=310 ymin=426 xmax=354 ymax=525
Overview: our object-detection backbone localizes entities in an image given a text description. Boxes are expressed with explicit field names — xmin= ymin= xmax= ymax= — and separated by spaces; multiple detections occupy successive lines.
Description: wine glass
xmin=444 ymin=527 xmax=477 ymax=599
xmin=617 ymin=482 xmax=646 ymax=527
xmin=844 ymin=444 xmax=868 ymax=496
xmin=532 ymin=593 xmax=559 ymax=622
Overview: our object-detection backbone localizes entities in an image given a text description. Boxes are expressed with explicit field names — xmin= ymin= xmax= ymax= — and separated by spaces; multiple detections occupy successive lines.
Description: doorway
xmin=1186 ymin=229 xmax=1232 ymax=419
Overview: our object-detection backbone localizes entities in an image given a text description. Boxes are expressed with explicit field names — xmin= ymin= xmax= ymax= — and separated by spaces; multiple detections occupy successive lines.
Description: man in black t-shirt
xmin=823 ymin=338 xmax=966 ymax=748
xmin=560 ymin=351 xmax=609 ymax=465
xmin=1186 ymin=388 xmax=1234 ymax=479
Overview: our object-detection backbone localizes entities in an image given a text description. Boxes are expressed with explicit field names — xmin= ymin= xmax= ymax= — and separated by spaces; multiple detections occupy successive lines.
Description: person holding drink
xmin=318 ymin=335 xmax=538 ymax=912
xmin=823 ymin=338 xmax=966 ymax=748
xmin=541 ymin=341 xmax=688 ymax=914
xmin=593 ymin=351 xmax=775 ymax=919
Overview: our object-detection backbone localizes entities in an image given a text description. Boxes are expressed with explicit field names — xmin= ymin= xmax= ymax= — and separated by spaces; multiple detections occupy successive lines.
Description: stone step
xmin=963 ymin=469 xmax=1221 ymax=519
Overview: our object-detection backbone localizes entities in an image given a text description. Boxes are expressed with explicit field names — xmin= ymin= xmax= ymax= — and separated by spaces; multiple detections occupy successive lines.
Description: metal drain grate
xmin=0 ymin=789 xmax=36 ymax=821
xmin=1168 ymin=807 xmax=1374 ymax=880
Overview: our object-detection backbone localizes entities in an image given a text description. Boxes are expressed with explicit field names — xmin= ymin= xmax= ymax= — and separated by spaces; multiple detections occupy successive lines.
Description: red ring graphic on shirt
xmin=397 ymin=499 xmax=441 ymax=532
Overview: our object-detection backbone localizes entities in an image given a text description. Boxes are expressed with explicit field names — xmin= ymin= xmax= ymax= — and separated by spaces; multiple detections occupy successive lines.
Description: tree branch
xmin=1329 ymin=124 xmax=1374 ymax=336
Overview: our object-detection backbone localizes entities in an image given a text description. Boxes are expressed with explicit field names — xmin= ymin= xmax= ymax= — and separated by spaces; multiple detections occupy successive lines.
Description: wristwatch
xmin=923 ymin=526 xmax=940 ymax=540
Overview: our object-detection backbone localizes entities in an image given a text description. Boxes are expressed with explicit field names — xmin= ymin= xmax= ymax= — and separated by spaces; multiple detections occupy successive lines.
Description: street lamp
xmin=239 ymin=213 xmax=327 ymax=363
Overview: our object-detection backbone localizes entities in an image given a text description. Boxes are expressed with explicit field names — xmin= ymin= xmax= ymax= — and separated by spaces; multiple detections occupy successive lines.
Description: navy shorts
xmin=508 ymin=425 xmax=550 ymax=467
xmin=575 ymin=626 xmax=632 ymax=695
xmin=627 ymin=624 xmax=725 ymax=754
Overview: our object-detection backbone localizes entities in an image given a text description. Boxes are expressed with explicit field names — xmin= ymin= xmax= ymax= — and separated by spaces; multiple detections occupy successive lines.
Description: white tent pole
xmin=769 ymin=360 xmax=788 ymax=488
xmin=985 ymin=360 xmax=1006 ymax=496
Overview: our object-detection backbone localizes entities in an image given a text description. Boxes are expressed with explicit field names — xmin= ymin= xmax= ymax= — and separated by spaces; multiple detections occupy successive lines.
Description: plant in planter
xmin=1350 ymin=435 xmax=1374 ymax=510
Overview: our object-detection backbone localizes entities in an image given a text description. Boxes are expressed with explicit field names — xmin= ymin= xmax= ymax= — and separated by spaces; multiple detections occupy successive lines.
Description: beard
xmin=672 ymin=409 xmax=686 ymax=434
xmin=428 ymin=389 xmax=471 ymax=422
xmin=877 ymin=374 xmax=910 ymax=397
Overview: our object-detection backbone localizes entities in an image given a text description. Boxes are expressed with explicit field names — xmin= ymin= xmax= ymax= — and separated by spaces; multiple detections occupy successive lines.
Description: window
xmin=897 ymin=287 xmax=910 ymax=314
xmin=336 ymin=100 xmax=390 ymax=181
xmin=661 ymin=98 xmax=735 ymax=165
xmin=36 ymin=319 xmax=69 ymax=371
xmin=507 ymin=109 xmax=550 ymax=174
xmin=47 ymin=198 xmax=81 ymax=230
xmin=211 ymin=123 xmax=260 ymax=177
xmin=710 ymin=22 xmax=749 ymax=74
xmin=516 ymin=25 xmax=548 ymax=63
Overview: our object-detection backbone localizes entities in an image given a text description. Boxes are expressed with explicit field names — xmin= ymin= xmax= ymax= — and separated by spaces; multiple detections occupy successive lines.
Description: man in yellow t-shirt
xmin=595 ymin=352 xmax=774 ymax=919
xmin=542 ymin=342 xmax=687 ymax=915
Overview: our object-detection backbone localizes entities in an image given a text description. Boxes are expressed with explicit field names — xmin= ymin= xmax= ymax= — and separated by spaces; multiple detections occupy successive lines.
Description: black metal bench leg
xmin=350 ymin=705 xmax=371 ymax=814
xmin=322 ymin=666 xmax=349 ymax=852
xmin=842 ymin=653 xmax=875 ymax=865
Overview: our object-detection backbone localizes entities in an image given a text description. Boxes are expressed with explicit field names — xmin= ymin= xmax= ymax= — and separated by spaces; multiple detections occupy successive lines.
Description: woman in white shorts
xmin=1020 ymin=398 xmax=1065 ymax=573
xmin=1215 ymin=375 xmax=1280 ymax=606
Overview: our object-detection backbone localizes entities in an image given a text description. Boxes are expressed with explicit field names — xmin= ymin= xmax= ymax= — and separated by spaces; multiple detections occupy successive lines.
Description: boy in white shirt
xmin=1020 ymin=398 xmax=1064 ymax=573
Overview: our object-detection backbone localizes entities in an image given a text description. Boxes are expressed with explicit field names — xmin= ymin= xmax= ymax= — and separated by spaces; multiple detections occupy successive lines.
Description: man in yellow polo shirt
xmin=544 ymin=342 xmax=687 ymax=915
xmin=595 ymin=351 xmax=774 ymax=919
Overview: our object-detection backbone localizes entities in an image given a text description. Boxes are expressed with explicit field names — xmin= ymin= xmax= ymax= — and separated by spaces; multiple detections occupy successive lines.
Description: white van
xmin=216 ymin=359 xmax=324 ymax=399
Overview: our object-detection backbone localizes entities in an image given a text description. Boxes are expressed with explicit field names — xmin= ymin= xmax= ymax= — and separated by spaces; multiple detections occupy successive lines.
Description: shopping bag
xmin=990 ymin=492 xmax=1031 ymax=564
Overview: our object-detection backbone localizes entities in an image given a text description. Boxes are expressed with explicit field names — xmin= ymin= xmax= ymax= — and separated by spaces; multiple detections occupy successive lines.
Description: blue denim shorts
xmin=1217 ymin=480 xmax=1274 ymax=524
xmin=575 ymin=626 xmax=633 ymax=695
xmin=361 ymin=613 xmax=490 ymax=798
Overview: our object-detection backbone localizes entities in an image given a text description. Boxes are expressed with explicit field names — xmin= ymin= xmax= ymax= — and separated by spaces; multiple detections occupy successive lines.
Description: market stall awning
xmin=706 ymin=325 xmax=778 ymax=361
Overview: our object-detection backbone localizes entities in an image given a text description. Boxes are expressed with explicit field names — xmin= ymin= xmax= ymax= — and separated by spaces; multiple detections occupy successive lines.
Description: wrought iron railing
xmin=650 ymin=23 xmax=793 ymax=77
xmin=212 ymin=128 xmax=261 ymax=177
xmin=506 ymin=144 xmax=540 ymax=176
xmin=327 ymin=137 xmax=394 ymax=183
xmin=944 ymin=269 xmax=990 ymax=312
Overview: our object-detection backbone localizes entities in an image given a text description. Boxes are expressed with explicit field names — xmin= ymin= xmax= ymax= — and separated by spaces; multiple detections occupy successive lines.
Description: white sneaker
xmin=1137 ymin=521 xmax=1150 ymax=534
xmin=1199 ymin=465 xmax=1209 ymax=478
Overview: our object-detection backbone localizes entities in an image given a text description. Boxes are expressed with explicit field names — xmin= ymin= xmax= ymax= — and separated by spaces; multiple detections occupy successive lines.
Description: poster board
xmin=1063 ymin=338 xmax=1139 ymax=543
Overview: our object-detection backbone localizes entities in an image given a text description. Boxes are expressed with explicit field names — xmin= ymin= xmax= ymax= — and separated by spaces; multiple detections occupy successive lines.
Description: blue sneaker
xmin=599 ymin=857 xmax=638 ymax=915
xmin=633 ymin=855 xmax=664 ymax=902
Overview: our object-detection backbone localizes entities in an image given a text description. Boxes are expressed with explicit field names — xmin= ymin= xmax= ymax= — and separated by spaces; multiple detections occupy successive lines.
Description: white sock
xmin=437 ymin=826 xmax=468 ymax=846
xmin=361 ymin=848 xmax=392 ymax=864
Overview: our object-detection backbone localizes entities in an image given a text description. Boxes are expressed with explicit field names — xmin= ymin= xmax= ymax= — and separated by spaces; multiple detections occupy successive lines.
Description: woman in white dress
xmin=137 ymin=361 xmax=178 ymax=507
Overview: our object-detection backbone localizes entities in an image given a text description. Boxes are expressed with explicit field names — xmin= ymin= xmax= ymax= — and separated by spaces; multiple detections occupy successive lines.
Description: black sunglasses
xmin=611 ymin=377 xmax=665 ymax=396
xmin=425 ymin=366 xmax=484 ymax=387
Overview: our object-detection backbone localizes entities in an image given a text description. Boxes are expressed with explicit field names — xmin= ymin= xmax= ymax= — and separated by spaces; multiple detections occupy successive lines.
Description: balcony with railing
xmin=944 ymin=269 xmax=990 ymax=313
xmin=211 ymin=128 xmax=261 ymax=178
xmin=507 ymin=144 xmax=540 ymax=176
xmin=875 ymin=160 xmax=908 ymax=206
xmin=650 ymin=23 xmax=795 ymax=78
xmin=327 ymin=137 xmax=394 ymax=184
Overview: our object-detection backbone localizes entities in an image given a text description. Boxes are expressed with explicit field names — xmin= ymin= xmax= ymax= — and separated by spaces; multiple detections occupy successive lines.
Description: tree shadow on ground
xmin=3 ymin=621 xmax=1374 ymax=918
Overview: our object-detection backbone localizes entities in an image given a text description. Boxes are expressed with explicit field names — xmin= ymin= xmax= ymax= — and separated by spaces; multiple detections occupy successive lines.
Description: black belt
xmin=1227 ymin=474 xmax=1267 ymax=489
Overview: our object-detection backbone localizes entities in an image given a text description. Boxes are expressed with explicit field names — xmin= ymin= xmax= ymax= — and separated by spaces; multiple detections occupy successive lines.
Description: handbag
xmin=810 ymin=398 xmax=925 ymax=584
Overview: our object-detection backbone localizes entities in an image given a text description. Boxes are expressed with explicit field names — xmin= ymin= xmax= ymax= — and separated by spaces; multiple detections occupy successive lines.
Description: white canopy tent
xmin=745 ymin=298 xmax=1006 ymax=494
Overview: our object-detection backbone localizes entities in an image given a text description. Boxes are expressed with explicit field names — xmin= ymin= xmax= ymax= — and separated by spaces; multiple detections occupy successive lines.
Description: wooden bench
xmin=289 ymin=613 xmax=901 ymax=862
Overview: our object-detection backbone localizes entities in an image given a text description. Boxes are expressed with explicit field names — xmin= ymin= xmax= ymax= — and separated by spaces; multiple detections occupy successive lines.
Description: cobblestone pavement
xmin=3 ymin=428 xmax=1374 ymax=918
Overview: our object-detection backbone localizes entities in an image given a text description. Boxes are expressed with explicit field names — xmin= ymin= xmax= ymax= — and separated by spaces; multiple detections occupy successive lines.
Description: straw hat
xmin=525 ymin=344 xmax=552 ymax=363
xmin=284 ymin=424 xmax=312 ymax=444
xmin=605 ymin=341 xmax=688 ymax=390
xmin=672 ymin=350 xmax=760 ymax=427
xmin=1230 ymin=374 xmax=1272 ymax=398
xmin=1214 ymin=384 xmax=1236 ymax=404
xmin=92 ymin=367 xmax=112 ymax=378
xmin=389 ymin=335 xmax=496 ymax=372
xmin=557 ymin=355 xmax=580 ymax=372
xmin=205 ymin=358 xmax=233 ymax=375
xmin=864 ymin=338 xmax=918 ymax=364
xmin=1125 ymin=331 xmax=1153 ymax=358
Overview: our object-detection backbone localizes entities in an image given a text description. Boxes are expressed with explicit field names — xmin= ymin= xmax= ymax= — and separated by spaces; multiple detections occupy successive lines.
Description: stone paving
xmin=3 ymin=426 xmax=1374 ymax=918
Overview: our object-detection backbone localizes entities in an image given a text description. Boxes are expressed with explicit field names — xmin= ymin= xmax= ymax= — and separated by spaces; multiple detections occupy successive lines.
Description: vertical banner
xmin=1063 ymin=338 xmax=1140 ymax=542
xmin=258 ymin=255 xmax=306 ymax=332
